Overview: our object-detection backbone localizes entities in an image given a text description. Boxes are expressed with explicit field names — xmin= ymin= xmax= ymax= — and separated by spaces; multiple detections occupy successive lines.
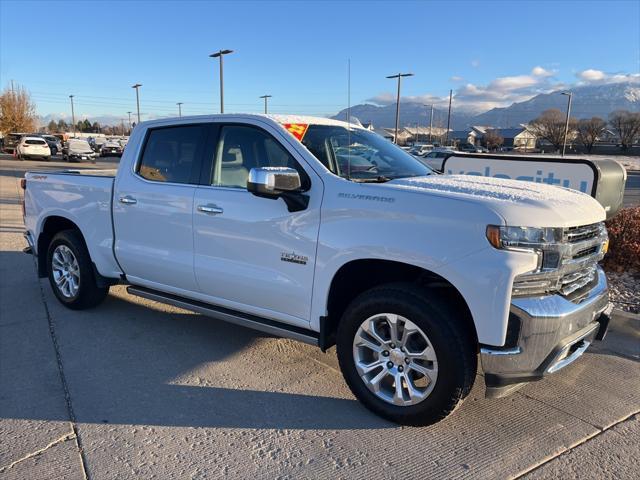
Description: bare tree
xmin=0 ymin=83 xmax=37 ymax=134
xmin=609 ymin=110 xmax=640 ymax=150
xmin=483 ymin=129 xmax=504 ymax=151
xmin=528 ymin=109 xmax=576 ymax=152
xmin=576 ymin=117 xmax=606 ymax=153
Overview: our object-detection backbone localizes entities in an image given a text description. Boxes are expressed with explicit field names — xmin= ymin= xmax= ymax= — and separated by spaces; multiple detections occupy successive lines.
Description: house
xmin=449 ymin=129 xmax=477 ymax=145
xmin=383 ymin=128 xmax=413 ymax=145
xmin=403 ymin=126 xmax=449 ymax=143
xmin=491 ymin=127 xmax=537 ymax=150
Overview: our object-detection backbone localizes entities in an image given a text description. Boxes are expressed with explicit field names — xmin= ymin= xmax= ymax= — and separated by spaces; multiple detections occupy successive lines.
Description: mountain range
xmin=332 ymin=82 xmax=640 ymax=130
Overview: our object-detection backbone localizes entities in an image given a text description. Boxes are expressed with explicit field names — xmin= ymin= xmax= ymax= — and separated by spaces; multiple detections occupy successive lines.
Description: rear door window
xmin=138 ymin=125 xmax=206 ymax=184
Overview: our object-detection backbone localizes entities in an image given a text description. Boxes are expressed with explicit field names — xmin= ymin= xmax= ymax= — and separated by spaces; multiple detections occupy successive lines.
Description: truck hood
xmin=387 ymin=174 xmax=606 ymax=228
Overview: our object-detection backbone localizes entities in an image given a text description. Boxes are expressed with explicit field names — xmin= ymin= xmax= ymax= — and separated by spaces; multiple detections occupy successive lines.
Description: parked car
xmin=420 ymin=148 xmax=456 ymax=171
xmin=458 ymin=143 xmax=487 ymax=153
xmin=409 ymin=144 xmax=434 ymax=156
xmin=89 ymin=137 xmax=107 ymax=153
xmin=41 ymin=135 xmax=63 ymax=156
xmin=16 ymin=136 xmax=51 ymax=160
xmin=3 ymin=132 xmax=28 ymax=154
xmin=100 ymin=138 xmax=123 ymax=156
xmin=63 ymin=138 xmax=96 ymax=162
xmin=23 ymin=114 xmax=611 ymax=426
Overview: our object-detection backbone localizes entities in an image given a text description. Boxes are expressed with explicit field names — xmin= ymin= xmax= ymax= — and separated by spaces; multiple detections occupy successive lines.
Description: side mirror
xmin=247 ymin=167 xmax=309 ymax=212
xmin=247 ymin=167 xmax=301 ymax=195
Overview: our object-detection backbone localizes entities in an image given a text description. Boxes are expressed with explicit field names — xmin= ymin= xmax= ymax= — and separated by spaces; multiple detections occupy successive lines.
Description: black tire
xmin=47 ymin=230 xmax=109 ymax=310
xmin=336 ymin=283 xmax=477 ymax=426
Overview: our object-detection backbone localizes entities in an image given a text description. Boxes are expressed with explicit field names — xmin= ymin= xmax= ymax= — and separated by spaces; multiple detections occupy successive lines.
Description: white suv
xmin=17 ymin=136 xmax=51 ymax=160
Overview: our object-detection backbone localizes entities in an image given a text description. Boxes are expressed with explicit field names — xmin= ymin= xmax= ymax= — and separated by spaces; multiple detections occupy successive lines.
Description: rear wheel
xmin=47 ymin=230 xmax=109 ymax=309
xmin=336 ymin=283 xmax=476 ymax=426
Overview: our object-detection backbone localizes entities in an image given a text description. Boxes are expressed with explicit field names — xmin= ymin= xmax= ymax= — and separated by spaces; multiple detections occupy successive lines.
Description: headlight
xmin=486 ymin=225 xmax=564 ymax=271
xmin=486 ymin=224 xmax=607 ymax=297
xmin=486 ymin=225 xmax=563 ymax=249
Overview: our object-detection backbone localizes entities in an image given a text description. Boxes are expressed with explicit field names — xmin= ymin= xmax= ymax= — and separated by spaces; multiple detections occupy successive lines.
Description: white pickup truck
xmin=23 ymin=115 xmax=612 ymax=426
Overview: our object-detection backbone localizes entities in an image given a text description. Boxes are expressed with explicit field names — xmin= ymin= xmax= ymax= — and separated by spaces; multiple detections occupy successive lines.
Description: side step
xmin=127 ymin=286 xmax=320 ymax=346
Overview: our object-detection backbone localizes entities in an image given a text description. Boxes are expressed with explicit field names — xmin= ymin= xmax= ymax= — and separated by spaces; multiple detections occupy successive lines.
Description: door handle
xmin=119 ymin=195 xmax=137 ymax=205
xmin=197 ymin=204 xmax=224 ymax=215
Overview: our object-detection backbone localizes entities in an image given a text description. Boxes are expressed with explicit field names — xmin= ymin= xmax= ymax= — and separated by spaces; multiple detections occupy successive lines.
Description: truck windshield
xmin=300 ymin=125 xmax=431 ymax=182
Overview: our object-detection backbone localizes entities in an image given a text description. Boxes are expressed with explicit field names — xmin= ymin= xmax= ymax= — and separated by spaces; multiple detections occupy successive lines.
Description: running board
xmin=126 ymin=286 xmax=319 ymax=346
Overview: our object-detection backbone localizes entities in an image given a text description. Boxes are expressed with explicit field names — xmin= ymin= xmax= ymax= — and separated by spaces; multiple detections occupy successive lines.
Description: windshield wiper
xmin=351 ymin=175 xmax=392 ymax=183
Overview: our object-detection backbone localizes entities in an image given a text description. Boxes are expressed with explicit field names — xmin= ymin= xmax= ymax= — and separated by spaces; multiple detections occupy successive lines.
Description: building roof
xmin=490 ymin=127 xmax=534 ymax=139
xmin=449 ymin=130 xmax=474 ymax=139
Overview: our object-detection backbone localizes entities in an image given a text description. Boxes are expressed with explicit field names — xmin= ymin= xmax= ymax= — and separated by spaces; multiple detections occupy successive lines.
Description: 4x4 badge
xmin=281 ymin=252 xmax=308 ymax=265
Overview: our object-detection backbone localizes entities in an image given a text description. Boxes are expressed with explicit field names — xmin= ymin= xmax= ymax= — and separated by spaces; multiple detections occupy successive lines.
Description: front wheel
xmin=336 ymin=283 xmax=476 ymax=426
xmin=47 ymin=230 xmax=109 ymax=309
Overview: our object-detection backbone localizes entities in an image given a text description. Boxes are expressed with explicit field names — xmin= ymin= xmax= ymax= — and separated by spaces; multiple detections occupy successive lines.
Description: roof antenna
xmin=347 ymin=58 xmax=351 ymax=180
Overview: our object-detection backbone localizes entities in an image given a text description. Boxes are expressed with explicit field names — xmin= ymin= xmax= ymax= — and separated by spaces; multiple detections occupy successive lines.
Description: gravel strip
xmin=605 ymin=270 xmax=640 ymax=314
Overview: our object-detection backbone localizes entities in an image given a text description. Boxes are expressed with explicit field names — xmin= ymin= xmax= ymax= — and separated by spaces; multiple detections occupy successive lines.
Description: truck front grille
xmin=559 ymin=222 xmax=606 ymax=302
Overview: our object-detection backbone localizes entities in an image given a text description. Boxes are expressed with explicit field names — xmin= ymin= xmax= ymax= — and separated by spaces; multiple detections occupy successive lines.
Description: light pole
xmin=259 ymin=95 xmax=272 ymax=114
xmin=424 ymin=104 xmax=434 ymax=143
xmin=69 ymin=95 xmax=76 ymax=137
xmin=561 ymin=91 xmax=573 ymax=157
xmin=386 ymin=73 xmax=414 ymax=144
xmin=209 ymin=49 xmax=233 ymax=113
xmin=131 ymin=83 xmax=142 ymax=124
xmin=445 ymin=90 xmax=452 ymax=145
xmin=127 ymin=111 xmax=132 ymax=134
xmin=176 ymin=102 xmax=183 ymax=117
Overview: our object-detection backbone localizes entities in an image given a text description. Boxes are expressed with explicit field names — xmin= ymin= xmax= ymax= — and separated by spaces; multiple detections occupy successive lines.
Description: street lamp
xmin=259 ymin=95 xmax=272 ymax=114
xmin=69 ymin=95 xmax=76 ymax=137
xmin=209 ymin=49 xmax=234 ymax=113
xmin=386 ymin=73 xmax=414 ymax=144
xmin=177 ymin=102 xmax=183 ymax=117
xmin=561 ymin=91 xmax=573 ymax=157
xmin=131 ymin=83 xmax=142 ymax=124
xmin=424 ymin=104 xmax=434 ymax=143
xmin=445 ymin=90 xmax=453 ymax=145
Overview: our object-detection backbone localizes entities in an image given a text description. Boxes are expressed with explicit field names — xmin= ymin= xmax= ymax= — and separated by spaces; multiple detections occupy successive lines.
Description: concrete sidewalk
xmin=1 ymin=158 xmax=638 ymax=479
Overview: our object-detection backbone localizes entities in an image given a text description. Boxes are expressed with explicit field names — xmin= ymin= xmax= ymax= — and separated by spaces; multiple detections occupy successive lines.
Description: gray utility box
xmin=442 ymin=153 xmax=627 ymax=219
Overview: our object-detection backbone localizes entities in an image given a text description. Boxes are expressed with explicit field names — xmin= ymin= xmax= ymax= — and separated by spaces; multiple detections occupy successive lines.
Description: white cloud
xmin=450 ymin=76 xmax=464 ymax=82
xmin=489 ymin=75 xmax=539 ymax=91
xmin=366 ymin=67 xmax=638 ymax=113
xmin=532 ymin=66 xmax=553 ymax=77
xmin=577 ymin=69 xmax=639 ymax=84
xmin=470 ymin=59 xmax=480 ymax=68
xmin=578 ymin=69 xmax=606 ymax=82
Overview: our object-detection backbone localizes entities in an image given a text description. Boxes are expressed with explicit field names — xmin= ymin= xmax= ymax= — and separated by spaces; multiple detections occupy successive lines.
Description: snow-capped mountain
xmin=471 ymin=82 xmax=640 ymax=127
xmin=332 ymin=82 xmax=640 ymax=130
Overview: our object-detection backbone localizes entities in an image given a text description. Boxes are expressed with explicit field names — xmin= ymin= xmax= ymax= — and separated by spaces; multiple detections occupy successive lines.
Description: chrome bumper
xmin=481 ymin=266 xmax=611 ymax=398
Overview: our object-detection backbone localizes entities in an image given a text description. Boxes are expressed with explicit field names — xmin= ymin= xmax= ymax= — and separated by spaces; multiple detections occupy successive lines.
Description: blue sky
xmin=1 ymin=0 xmax=639 ymax=122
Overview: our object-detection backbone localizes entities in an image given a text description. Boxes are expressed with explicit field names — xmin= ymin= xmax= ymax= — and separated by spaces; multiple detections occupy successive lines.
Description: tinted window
xmin=138 ymin=125 xmax=205 ymax=184
xmin=212 ymin=125 xmax=300 ymax=188
xmin=301 ymin=125 xmax=430 ymax=181
xmin=26 ymin=139 xmax=47 ymax=145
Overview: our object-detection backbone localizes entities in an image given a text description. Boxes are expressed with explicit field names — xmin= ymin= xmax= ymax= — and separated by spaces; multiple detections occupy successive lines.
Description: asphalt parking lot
xmin=0 ymin=154 xmax=638 ymax=479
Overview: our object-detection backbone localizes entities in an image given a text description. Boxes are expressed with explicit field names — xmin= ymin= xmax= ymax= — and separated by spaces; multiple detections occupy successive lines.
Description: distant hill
xmin=332 ymin=82 xmax=640 ymax=130
xmin=471 ymin=82 xmax=640 ymax=127
xmin=332 ymin=102 xmax=474 ymax=130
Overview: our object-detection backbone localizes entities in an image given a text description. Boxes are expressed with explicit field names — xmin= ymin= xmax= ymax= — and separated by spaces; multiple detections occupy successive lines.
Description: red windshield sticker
xmin=282 ymin=123 xmax=309 ymax=141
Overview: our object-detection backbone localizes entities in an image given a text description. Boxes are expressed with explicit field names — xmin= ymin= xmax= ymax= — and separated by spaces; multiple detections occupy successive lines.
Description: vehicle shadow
xmin=1 ymin=249 xmax=393 ymax=430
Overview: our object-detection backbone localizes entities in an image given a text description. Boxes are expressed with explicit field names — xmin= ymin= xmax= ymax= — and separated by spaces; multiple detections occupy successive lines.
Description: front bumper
xmin=481 ymin=266 xmax=611 ymax=398
xmin=69 ymin=153 xmax=95 ymax=161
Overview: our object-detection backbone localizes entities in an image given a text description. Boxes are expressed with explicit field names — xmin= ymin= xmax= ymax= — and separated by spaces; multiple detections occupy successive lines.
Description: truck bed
xmin=24 ymin=170 xmax=122 ymax=279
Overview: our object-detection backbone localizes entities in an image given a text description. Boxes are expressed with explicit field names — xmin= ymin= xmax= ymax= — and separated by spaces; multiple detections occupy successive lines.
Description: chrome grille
xmin=564 ymin=223 xmax=601 ymax=243
xmin=559 ymin=222 xmax=606 ymax=301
